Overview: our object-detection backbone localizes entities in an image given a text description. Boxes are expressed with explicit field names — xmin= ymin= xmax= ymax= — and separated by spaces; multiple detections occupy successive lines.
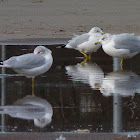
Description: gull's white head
xmin=34 ymin=115 xmax=52 ymax=128
xmin=88 ymin=27 xmax=104 ymax=35
xmin=99 ymin=33 xmax=112 ymax=45
xmin=100 ymin=87 xmax=112 ymax=96
xmin=34 ymin=46 xmax=52 ymax=55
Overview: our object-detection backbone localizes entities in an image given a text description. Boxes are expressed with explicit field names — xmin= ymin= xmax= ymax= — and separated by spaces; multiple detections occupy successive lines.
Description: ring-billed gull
xmin=0 ymin=45 xmax=53 ymax=78
xmin=0 ymin=46 xmax=53 ymax=95
xmin=95 ymin=33 xmax=140 ymax=65
xmin=65 ymin=27 xmax=105 ymax=61
xmin=0 ymin=95 xmax=53 ymax=128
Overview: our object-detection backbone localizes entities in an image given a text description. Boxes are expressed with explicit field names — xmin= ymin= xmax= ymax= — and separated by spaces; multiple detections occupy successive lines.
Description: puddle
xmin=0 ymin=44 xmax=140 ymax=133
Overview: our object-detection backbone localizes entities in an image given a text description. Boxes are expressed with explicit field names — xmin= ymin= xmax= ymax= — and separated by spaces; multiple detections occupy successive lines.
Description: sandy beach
xmin=0 ymin=0 xmax=140 ymax=41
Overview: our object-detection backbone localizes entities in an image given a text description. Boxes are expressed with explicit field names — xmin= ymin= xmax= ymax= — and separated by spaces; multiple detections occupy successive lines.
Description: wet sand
xmin=0 ymin=0 xmax=140 ymax=41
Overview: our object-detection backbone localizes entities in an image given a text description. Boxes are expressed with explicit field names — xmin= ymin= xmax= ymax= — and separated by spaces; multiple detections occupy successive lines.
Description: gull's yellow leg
xmin=80 ymin=58 xmax=88 ymax=65
xmin=94 ymin=83 xmax=101 ymax=89
xmin=88 ymin=53 xmax=92 ymax=61
xmin=121 ymin=65 xmax=123 ymax=71
xmin=121 ymin=58 xmax=123 ymax=71
xmin=32 ymin=78 xmax=35 ymax=96
xmin=121 ymin=58 xmax=123 ymax=65
xmin=80 ymin=51 xmax=89 ymax=61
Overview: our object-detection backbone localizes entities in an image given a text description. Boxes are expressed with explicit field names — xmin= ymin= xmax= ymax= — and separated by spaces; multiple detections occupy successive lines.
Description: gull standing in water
xmin=0 ymin=46 xmax=53 ymax=95
xmin=65 ymin=27 xmax=105 ymax=62
xmin=95 ymin=33 xmax=140 ymax=69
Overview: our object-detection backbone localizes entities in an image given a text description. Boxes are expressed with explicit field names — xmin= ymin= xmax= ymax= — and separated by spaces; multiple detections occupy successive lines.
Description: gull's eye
xmin=95 ymin=30 xmax=99 ymax=33
xmin=37 ymin=51 xmax=42 ymax=54
xmin=102 ymin=37 xmax=106 ymax=40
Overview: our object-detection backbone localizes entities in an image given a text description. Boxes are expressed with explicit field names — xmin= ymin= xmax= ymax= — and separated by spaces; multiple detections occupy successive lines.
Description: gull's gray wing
xmin=113 ymin=33 xmax=140 ymax=53
xmin=68 ymin=33 xmax=90 ymax=48
xmin=3 ymin=53 xmax=46 ymax=69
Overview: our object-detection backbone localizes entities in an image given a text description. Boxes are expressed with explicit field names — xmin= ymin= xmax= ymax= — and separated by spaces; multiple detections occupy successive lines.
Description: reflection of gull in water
xmin=65 ymin=27 xmax=104 ymax=61
xmin=0 ymin=46 xmax=53 ymax=78
xmin=0 ymin=95 xmax=53 ymax=128
xmin=100 ymin=71 xmax=140 ymax=96
xmin=65 ymin=62 xmax=104 ymax=89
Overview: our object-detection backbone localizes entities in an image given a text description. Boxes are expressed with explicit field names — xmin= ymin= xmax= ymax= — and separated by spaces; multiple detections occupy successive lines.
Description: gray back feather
xmin=4 ymin=53 xmax=46 ymax=69
xmin=69 ymin=33 xmax=90 ymax=48
xmin=113 ymin=33 xmax=140 ymax=53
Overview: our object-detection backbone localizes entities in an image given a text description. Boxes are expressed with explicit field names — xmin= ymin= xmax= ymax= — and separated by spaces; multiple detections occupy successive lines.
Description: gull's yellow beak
xmin=101 ymin=32 xmax=105 ymax=35
xmin=95 ymin=42 xmax=101 ymax=45
xmin=94 ymin=83 xmax=101 ymax=89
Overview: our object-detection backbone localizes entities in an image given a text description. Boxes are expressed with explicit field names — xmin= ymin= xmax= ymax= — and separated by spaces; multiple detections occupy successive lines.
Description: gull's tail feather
xmin=73 ymin=33 xmax=79 ymax=37
xmin=0 ymin=65 xmax=6 ymax=68
xmin=0 ymin=62 xmax=9 ymax=68
xmin=65 ymin=44 xmax=73 ymax=49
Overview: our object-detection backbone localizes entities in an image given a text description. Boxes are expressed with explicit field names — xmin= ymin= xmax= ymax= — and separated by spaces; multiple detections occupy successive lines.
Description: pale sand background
xmin=0 ymin=0 xmax=140 ymax=41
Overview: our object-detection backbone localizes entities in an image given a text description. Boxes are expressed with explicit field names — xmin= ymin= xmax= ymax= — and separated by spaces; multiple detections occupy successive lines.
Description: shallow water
xmin=0 ymin=44 xmax=140 ymax=133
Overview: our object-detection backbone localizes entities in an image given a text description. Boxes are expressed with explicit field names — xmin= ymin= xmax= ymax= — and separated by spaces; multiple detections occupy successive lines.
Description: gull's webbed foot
xmin=80 ymin=58 xmax=88 ymax=65
xmin=80 ymin=51 xmax=89 ymax=60
xmin=121 ymin=58 xmax=123 ymax=71
xmin=80 ymin=51 xmax=92 ymax=61
xmin=88 ymin=53 xmax=92 ymax=61
xmin=32 ymin=78 xmax=35 ymax=96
